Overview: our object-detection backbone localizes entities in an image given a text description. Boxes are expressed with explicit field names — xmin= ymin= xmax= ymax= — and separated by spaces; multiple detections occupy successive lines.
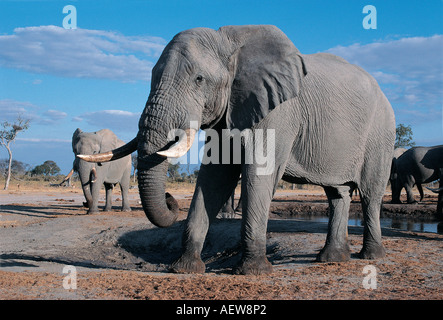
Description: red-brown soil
xmin=1 ymin=187 xmax=442 ymax=300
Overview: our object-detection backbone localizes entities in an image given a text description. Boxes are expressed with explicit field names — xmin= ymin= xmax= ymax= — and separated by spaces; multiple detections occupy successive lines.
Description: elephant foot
xmin=121 ymin=206 xmax=131 ymax=212
xmin=390 ymin=200 xmax=402 ymax=204
xmin=170 ymin=254 xmax=205 ymax=274
xmin=235 ymin=255 xmax=273 ymax=275
xmin=103 ymin=206 xmax=112 ymax=212
xmin=316 ymin=244 xmax=350 ymax=262
xmin=86 ymin=209 xmax=99 ymax=214
xmin=358 ymin=243 xmax=386 ymax=260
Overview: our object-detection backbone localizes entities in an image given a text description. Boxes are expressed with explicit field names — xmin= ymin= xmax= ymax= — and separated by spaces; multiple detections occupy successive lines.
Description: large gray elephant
xmin=79 ymin=25 xmax=395 ymax=274
xmin=65 ymin=128 xmax=132 ymax=214
xmin=390 ymin=145 xmax=443 ymax=216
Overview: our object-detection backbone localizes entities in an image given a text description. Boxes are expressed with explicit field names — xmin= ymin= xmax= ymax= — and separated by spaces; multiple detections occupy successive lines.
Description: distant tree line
xmin=167 ymin=163 xmax=199 ymax=183
xmin=0 ymin=159 xmax=61 ymax=181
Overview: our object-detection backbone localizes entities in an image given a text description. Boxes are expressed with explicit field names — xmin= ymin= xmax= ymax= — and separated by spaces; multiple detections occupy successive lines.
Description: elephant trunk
xmin=135 ymin=100 xmax=196 ymax=228
xmin=137 ymin=155 xmax=179 ymax=228
xmin=78 ymin=160 xmax=95 ymax=208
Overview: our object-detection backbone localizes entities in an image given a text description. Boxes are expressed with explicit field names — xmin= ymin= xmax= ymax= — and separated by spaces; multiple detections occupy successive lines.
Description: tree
xmin=167 ymin=163 xmax=181 ymax=181
xmin=0 ymin=159 xmax=30 ymax=177
xmin=0 ymin=116 xmax=30 ymax=190
xmin=395 ymin=124 xmax=415 ymax=149
xmin=31 ymin=160 xmax=61 ymax=177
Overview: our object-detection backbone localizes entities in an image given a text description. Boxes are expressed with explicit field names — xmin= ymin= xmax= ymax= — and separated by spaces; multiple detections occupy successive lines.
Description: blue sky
xmin=0 ymin=0 xmax=442 ymax=174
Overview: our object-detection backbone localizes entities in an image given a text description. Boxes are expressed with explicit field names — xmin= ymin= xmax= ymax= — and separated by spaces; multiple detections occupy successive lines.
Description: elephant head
xmin=78 ymin=25 xmax=307 ymax=227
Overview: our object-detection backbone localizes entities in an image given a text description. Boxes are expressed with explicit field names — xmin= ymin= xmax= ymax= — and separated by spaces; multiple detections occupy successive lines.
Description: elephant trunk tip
xmin=138 ymin=167 xmax=180 ymax=228
xmin=144 ymin=193 xmax=179 ymax=228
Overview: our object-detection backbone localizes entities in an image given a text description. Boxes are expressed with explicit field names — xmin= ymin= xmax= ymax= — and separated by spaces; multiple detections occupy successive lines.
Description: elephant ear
xmin=96 ymin=129 xmax=119 ymax=153
xmin=222 ymin=25 xmax=307 ymax=130
xmin=72 ymin=128 xmax=83 ymax=151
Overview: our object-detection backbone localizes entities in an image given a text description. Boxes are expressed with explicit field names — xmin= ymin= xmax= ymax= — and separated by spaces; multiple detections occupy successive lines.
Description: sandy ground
xmin=0 ymin=185 xmax=442 ymax=301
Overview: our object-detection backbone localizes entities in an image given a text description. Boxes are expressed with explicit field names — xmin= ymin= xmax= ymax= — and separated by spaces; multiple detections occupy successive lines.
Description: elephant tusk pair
xmin=77 ymin=129 xmax=196 ymax=163
xmin=426 ymin=186 xmax=443 ymax=193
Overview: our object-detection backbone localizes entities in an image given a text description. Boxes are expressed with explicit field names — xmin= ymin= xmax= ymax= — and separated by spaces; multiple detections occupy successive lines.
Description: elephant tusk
xmin=426 ymin=186 xmax=443 ymax=193
xmin=90 ymin=167 xmax=97 ymax=183
xmin=60 ymin=168 xmax=74 ymax=185
xmin=77 ymin=137 xmax=138 ymax=163
xmin=156 ymin=129 xmax=197 ymax=158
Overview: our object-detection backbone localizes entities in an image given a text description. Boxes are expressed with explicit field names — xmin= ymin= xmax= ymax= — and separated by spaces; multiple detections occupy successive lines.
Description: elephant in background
xmin=390 ymin=147 xmax=407 ymax=196
xmin=63 ymin=128 xmax=132 ymax=214
xmin=390 ymin=145 xmax=443 ymax=216
xmin=217 ymin=189 xmax=242 ymax=218
xmin=79 ymin=25 xmax=395 ymax=274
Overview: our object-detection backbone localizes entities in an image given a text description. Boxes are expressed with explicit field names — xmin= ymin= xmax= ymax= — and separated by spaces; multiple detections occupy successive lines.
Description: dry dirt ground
xmin=0 ymin=185 xmax=442 ymax=301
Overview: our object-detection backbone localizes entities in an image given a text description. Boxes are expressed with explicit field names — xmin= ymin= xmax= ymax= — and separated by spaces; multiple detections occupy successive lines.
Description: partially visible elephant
xmin=64 ymin=128 xmax=132 ymax=214
xmin=393 ymin=147 xmax=407 ymax=159
xmin=217 ymin=189 xmax=242 ymax=218
xmin=427 ymin=180 xmax=443 ymax=217
xmin=390 ymin=147 xmax=407 ymax=196
xmin=79 ymin=25 xmax=395 ymax=274
xmin=390 ymin=145 xmax=443 ymax=216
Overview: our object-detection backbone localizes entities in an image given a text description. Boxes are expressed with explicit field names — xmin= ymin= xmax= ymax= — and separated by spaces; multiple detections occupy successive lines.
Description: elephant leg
xmin=358 ymin=190 xmax=386 ymax=260
xmin=120 ymin=183 xmax=131 ymax=212
xmin=403 ymin=175 xmax=417 ymax=203
xmin=438 ymin=191 xmax=443 ymax=219
xmin=317 ymin=185 xmax=351 ymax=262
xmin=235 ymin=194 xmax=243 ymax=212
xmin=82 ymin=184 xmax=93 ymax=209
xmin=219 ymin=189 xmax=235 ymax=218
xmin=405 ymin=184 xmax=417 ymax=204
xmin=104 ymin=183 xmax=113 ymax=211
xmin=234 ymin=163 xmax=283 ymax=275
xmin=391 ymin=185 xmax=402 ymax=204
xmin=120 ymin=170 xmax=132 ymax=212
xmin=437 ymin=177 xmax=443 ymax=218
xmin=171 ymin=163 xmax=241 ymax=274
xmin=88 ymin=182 xmax=101 ymax=214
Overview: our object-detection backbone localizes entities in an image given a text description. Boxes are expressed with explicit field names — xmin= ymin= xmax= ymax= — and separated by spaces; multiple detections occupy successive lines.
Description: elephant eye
xmin=195 ymin=75 xmax=204 ymax=86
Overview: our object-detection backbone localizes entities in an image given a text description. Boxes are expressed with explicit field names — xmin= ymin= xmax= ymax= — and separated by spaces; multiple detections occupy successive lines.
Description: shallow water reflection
xmin=295 ymin=215 xmax=443 ymax=234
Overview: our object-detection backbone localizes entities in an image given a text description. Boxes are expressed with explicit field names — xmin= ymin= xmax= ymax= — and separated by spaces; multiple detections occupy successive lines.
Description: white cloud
xmin=0 ymin=99 xmax=39 ymax=122
xmin=327 ymin=35 xmax=443 ymax=110
xmin=0 ymin=25 xmax=166 ymax=82
xmin=0 ymin=99 xmax=68 ymax=126
xmin=40 ymin=109 xmax=68 ymax=124
xmin=74 ymin=109 xmax=140 ymax=133
xmin=16 ymin=138 xmax=70 ymax=143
